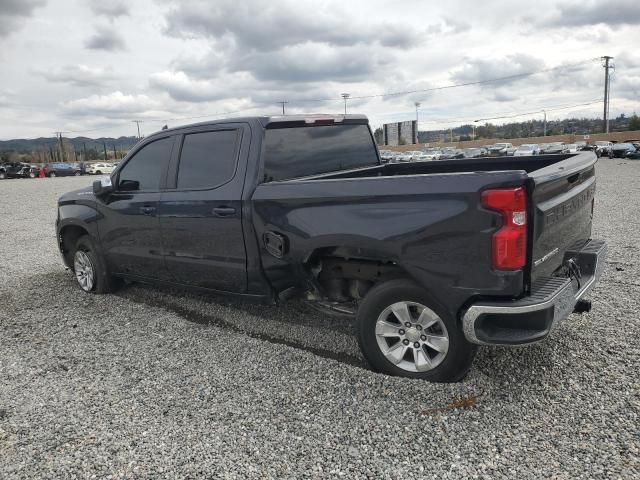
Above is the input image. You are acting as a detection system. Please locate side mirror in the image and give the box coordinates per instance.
[93,177,113,196]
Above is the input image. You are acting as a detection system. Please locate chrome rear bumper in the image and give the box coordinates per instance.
[462,239,607,345]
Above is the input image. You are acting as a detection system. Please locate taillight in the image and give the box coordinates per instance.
[481,186,528,270]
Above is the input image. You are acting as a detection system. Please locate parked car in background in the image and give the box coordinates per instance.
[378,150,395,163]
[513,144,541,157]
[0,162,30,179]
[593,141,613,156]
[43,163,82,177]
[410,151,432,162]
[561,144,580,154]
[488,143,515,156]
[421,149,442,160]
[624,149,640,160]
[87,163,116,175]
[541,142,564,154]
[394,151,414,162]
[610,143,636,158]
[461,148,484,158]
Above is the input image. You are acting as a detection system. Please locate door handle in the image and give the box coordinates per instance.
[141,205,156,215]
[212,206,236,217]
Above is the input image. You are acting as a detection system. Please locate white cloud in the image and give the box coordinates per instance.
[63,91,161,116]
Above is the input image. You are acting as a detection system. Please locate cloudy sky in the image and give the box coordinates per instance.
[1,0,639,139]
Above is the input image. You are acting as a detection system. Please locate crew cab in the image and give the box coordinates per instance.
[0,162,33,179]
[56,115,606,381]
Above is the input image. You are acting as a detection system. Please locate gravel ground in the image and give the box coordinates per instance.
[0,161,638,479]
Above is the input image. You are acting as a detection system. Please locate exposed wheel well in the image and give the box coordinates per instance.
[305,247,409,302]
[59,225,89,266]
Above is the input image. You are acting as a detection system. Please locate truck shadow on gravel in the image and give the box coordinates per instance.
[23,270,569,386]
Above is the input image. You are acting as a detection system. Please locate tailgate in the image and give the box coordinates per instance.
[528,152,598,283]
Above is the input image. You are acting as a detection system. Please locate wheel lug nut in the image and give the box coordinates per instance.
[416,325,422,330]
[405,322,411,327]
[420,335,427,341]
[414,342,420,348]
[399,329,405,335]
[403,339,410,346]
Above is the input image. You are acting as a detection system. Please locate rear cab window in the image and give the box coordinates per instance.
[176,130,239,190]
[262,124,378,182]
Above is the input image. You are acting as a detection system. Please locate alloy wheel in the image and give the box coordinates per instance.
[375,301,449,372]
[74,250,95,292]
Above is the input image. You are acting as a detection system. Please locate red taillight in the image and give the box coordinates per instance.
[481,187,528,270]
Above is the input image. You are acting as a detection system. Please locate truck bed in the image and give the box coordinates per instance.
[307,154,577,180]
[253,152,598,312]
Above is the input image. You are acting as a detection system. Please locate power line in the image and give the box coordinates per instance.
[300,57,601,103]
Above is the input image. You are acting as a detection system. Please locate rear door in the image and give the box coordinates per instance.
[528,152,597,282]
[158,123,250,292]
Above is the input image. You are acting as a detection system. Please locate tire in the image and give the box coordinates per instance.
[95,171,102,175]
[356,278,476,382]
[74,171,81,176]
[49,172,56,178]
[29,171,36,178]
[72,235,118,294]
[0,172,6,180]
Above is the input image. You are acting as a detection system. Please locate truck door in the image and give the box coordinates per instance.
[158,124,250,292]
[97,135,175,279]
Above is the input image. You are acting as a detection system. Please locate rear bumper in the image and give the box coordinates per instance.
[462,239,607,345]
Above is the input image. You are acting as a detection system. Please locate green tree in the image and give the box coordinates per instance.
[629,114,640,131]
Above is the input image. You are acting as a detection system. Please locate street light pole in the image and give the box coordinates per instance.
[341,93,350,115]
[543,110,547,136]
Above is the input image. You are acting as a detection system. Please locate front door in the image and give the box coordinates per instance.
[97,135,175,279]
[158,125,248,292]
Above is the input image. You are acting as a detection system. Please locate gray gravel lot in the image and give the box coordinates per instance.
[1,162,639,479]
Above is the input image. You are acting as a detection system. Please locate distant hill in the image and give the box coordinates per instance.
[0,136,140,154]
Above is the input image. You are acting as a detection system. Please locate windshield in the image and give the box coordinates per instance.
[518,145,534,150]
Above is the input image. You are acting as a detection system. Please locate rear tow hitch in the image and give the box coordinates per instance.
[573,299,592,314]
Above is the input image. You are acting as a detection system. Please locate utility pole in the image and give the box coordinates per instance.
[543,110,547,136]
[602,56,613,134]
[277,101,289,115]
[54,132,66,162]
[341,93,350,115]
[132,120,142,139]
[103,142,108,161]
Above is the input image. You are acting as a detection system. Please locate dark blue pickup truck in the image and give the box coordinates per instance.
[56,115,606,381]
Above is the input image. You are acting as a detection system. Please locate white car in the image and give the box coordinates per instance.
[513,144,541,156]
[87,163,115,175]
[594,141,613,156]
[562,144,579,154]
[394,151,414,162]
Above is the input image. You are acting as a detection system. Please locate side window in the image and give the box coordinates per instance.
[176,130,238,190]
[118,136,174,191]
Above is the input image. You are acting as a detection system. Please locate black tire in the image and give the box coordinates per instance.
[0,171,6,180]
[95,171,102,175]
[356,278,476,382]
[29,171,36,178]
[72,235,118,294]
[49,172,56,178]
[74,171,81,176]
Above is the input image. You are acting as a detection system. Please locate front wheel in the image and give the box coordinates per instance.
[49,172,56,178]
[0,171,6,179]
[72,235,118,293]
[356,279,476,382]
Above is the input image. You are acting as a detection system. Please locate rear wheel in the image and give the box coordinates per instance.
[74,171,81,176]
[356,279,476,382]
[95,170,102,175]
[0,171,6,180]
[29,171,36,178]
[72,235,118,294]
[49,171,56,178]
